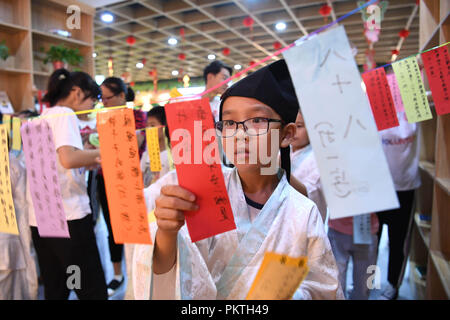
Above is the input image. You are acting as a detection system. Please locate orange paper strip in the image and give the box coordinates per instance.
[97,108,152,244]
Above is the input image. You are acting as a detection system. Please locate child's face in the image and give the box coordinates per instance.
[290,113,310,151]
[220,96,295,175]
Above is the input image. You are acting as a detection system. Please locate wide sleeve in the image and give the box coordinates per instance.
[294,205,345,300]
[133,170,216,300]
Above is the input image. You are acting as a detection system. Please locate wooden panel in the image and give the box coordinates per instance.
[0,0,30,28]
[0,72,33,111]
[426,253,448,299]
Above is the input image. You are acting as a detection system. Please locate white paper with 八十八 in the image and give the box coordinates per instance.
[283,25,399,219]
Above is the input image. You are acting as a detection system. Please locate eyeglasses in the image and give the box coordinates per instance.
[101,94,117,102]
[215,117,283,138]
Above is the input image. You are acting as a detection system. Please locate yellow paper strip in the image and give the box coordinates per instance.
[145,127,162,172]
[3,114,11,146]
[12,117,22,151]
[0,124,19,235]
[392,56,432,123]
[246,252,309,300]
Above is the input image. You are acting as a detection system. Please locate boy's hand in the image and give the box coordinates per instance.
[154,185,198,235]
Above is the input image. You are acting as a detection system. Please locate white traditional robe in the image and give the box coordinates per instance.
[132,167,344,300]
[291,145,328,222]
[0,152,38,300]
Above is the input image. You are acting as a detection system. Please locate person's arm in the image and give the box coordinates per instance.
[57,146,100,169]
[289,175,308,197]
[153,185,198,274]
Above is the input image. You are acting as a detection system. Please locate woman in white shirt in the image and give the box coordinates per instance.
[28,69,107,300]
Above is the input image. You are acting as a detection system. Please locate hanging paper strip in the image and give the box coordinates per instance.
[21,120,69,238]
[0,124,18,235]
[392,56,432,123]
[145,127,162,172]
[421,45,450,115]
[11,117,22,151]
[97,108,152,244]
[284,25,399,219]
[386,72,405,113]
[3,114,11,147]
[165,98,236,242]
[362,68,399,130]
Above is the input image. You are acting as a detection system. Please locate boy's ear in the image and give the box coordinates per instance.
[280,123,296,148]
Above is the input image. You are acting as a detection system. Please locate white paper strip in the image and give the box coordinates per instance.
[283,25,399,219]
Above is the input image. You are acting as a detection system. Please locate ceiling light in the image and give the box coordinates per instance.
[275,22,286,31]
[234,64,242,70]
[92,52,97,58]
[208,54,216,60]
[172,70,179,76]
[168,37,178,45]
[100,12,114,23]
[136,62,144,69]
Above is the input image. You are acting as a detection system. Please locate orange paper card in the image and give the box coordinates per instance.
[97,108,152,244]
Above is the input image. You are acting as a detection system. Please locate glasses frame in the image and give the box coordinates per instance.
[215,117,283,138]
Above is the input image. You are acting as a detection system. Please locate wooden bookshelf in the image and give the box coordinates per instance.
[0,0,94,112]
[410,0,450,300]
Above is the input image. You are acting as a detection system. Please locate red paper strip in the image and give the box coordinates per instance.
[165,98,236,242]
[97,108,152,244]
[422,45,450,115]
[362,68,399,130]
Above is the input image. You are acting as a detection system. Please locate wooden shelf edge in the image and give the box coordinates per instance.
[0,68,32,75]
[414,213,431,249]
[419,160,436,179]
[32,29,92,47]
[33,70,50,77]
[0,21,29,32]
[429,250,450,299]
[436,177,450,196]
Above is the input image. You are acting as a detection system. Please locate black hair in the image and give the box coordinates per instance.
[203,60,233,84]
[16,109,39,118]
[147,106,170,144]
[101,77,135,102]
[42,69,100,107]
[147,106,166,126]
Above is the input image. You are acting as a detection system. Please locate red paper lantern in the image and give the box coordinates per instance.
[391,49,400,55]
[249,60,256,66]
[130,81,135,87]
[148,70,153,77]
[273,41,282,50]
[179,27,185,41]
[126,36,136,46]
[178,53,186,60]
[222,47,230,56]
[142,58,147,65]
[243,16,254,28]
[399,29,410,38]
[319,4,332,17]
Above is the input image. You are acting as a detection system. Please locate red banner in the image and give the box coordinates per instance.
[422,45,450,115]
[362,68,399,130]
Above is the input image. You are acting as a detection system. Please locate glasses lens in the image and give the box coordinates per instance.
[245,118,269,136]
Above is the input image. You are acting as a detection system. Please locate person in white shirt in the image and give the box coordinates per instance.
[27,69,107,300]
[202,60,233,123]
[376,110,421,300]
[289,112,327,222]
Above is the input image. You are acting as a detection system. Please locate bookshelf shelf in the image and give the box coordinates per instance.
[0,0,94,112]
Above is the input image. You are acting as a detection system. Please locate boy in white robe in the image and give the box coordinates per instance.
[132,60,344,300]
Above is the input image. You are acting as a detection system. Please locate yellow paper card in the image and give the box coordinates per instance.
[3,114,11,144]
[146,127,162,172]
[0,124,19,235]
[392,56,432,123]
[12,117,22,151]
[246,252,309,300]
